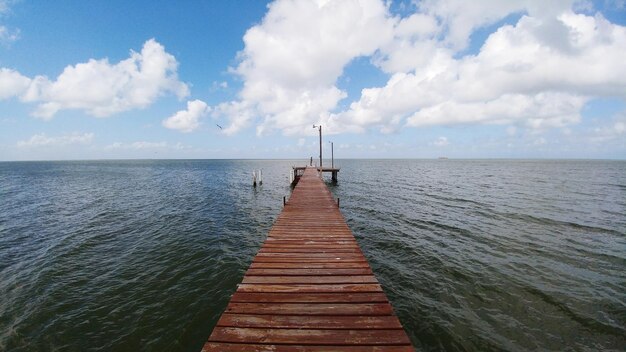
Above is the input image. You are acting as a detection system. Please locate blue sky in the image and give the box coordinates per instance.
[1,0,625,160]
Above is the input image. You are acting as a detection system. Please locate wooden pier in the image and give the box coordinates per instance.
[202,167,413,351]
[292,166,340,183]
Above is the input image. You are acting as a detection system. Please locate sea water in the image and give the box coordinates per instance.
[1,159,624,351]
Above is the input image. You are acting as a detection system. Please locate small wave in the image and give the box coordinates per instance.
[524,286,625,336]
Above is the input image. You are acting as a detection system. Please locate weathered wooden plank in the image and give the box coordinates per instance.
[236,283,384,293]
[255,252,365,258]
[249,262,371,269]
[261,246,360,250]
[268,234,355,238]
[216,314,403,329]
[242,275,378,285]
[258,250,361,255]
[269,229,353,232]
[229,292,388,303]
[225,302,394,316]
[271,228,352,231]
[267,237,357,241]
[270,227,352,230]
[202,344,414,352]
[252,257,368,263]
[264,240,358,245]
[246,268,373,276]
[272,224,348,227]
[208,327,412,345]
[272,226,349,228]
[262,242,358,246]
[259,248,361,253]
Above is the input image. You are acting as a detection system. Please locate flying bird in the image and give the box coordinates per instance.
[216,124,223,130]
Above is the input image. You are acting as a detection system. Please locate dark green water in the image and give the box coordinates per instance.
[0,159,624,351]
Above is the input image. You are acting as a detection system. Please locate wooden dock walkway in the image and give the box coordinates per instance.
[202,167,413,351]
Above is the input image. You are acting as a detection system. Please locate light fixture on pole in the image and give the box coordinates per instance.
[313,124,322,170]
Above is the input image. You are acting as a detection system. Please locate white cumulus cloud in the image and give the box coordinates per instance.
[406,93,587,129]
[332,4,626,133]
[162,99,209,133]
[414,0,590,52]
[0,39,189,119]
[0,68,30,99]
[17,132,94,147]
[211,0,625,138]
[216,0,395,136]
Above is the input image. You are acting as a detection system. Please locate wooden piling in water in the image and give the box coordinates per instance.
[202,167,413,351]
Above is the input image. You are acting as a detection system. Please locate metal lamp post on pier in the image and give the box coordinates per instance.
[313,124,322,172]
[329,141,334,168]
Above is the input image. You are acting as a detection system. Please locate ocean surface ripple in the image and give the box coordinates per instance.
[0,159,624,351]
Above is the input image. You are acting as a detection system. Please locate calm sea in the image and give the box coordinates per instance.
[0,159,624,351]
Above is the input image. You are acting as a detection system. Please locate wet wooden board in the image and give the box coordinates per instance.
[230,292,388,303]
[203,343,414,352]
[208,327,412,345]
[245,268,374,276]
[202,167,413,351]
[215,314,403,329]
